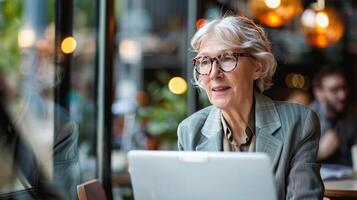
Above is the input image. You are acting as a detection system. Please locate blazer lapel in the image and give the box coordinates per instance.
[194,93,284,170]
[255,92,283,170]
[195,107,223,151]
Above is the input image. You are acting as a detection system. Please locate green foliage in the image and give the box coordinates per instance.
[0,0,23,73]
[138,71,187,141]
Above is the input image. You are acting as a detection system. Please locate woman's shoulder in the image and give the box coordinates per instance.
[272,100,319,124]
[177,106,218,144]
[274,100,314,114]
[272,101,320,141]
[179,105,216,127]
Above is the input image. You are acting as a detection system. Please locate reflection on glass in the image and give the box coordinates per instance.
[0,0,97,199]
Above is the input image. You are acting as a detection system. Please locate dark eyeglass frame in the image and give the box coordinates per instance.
[192,52,252,75]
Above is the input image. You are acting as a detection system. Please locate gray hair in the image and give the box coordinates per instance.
[191,15,277,92]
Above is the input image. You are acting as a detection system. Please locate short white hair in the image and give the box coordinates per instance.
[191,15,277,92]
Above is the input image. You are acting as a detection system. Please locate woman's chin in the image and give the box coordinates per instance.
[211,100,230,110]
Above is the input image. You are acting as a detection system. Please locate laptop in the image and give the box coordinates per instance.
[128,151,277,200]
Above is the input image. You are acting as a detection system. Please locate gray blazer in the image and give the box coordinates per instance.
[177,92,324,200]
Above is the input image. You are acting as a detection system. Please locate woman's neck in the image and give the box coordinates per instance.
[222,94,253,141]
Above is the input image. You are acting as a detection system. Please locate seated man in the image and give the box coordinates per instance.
[310,66,357,166]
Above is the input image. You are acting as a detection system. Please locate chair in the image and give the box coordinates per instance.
[77,179,107,200]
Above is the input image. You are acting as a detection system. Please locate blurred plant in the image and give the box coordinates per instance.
[138,71,187,143]
[0,0,23,73]
[0,0,56,73]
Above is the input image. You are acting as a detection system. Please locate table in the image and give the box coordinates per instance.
[114,171,357,199]
[112,172,131,187]
[324,179,357,200]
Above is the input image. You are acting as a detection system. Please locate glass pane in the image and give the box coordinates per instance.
[112,0,188,198]
[0,0,97,199]
[72,0,97,184]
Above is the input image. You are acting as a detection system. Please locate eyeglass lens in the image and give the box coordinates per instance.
[195,54,237,75]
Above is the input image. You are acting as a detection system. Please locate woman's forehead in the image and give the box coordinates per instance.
[198,34,240,56]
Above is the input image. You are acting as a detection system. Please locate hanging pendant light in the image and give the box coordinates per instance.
[249,0,302,27]
[300,0,344,48]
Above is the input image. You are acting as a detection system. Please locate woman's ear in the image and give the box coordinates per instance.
[253,61,263,80]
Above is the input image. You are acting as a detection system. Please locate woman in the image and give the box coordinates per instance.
[177,15,324,199]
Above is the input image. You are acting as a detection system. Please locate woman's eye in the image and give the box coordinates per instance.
[220,56,235,62]
[200,59,211,66]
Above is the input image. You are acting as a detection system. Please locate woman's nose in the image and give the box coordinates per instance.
[209,61,223,80]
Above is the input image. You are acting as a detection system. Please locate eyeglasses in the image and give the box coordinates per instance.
[192,52,252,75]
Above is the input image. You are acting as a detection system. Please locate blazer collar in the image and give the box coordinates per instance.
[195,107,223,151]
[196,92,283,169]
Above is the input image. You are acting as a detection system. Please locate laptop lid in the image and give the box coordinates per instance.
[128,151,277,200]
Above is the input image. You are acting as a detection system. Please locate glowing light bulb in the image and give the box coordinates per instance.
[265,0,281,9]
[61,36,77,54]
[301,7,343,48]
[301,9,316,28]
[316,12,329,28]
[250,0,302,27]
[168,77,187,95]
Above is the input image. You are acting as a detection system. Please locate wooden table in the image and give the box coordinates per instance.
[114,171,357,199]
[112,172,131,187]
[324,179,357,200]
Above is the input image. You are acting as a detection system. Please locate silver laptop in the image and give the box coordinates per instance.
[128,150,277,200]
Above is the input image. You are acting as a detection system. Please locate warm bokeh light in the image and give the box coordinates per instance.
[168,77,187,95]
[265,12,282,27]
[250,0,302,27]
[301,9,316,28]
[301,7,344,48]
[265,0,281,9]
[61,36,77,54]
[285,73,309,89]
[18,28,36,48]
[316,35,328,47]
[291,74,305,89]
[285,73,292,88]
[316,12,329,28]
[196,18,206,29]
[119,39,142,64]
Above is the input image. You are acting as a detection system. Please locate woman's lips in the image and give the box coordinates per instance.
[212,86,231,92]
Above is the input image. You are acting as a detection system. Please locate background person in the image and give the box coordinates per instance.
[310,66,357,166]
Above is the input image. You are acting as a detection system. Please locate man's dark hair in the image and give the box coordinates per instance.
[313,66,347,89]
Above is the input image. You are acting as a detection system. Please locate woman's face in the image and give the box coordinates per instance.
[197,34,261,110]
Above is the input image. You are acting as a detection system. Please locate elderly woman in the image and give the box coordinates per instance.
[177,15,324,199]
